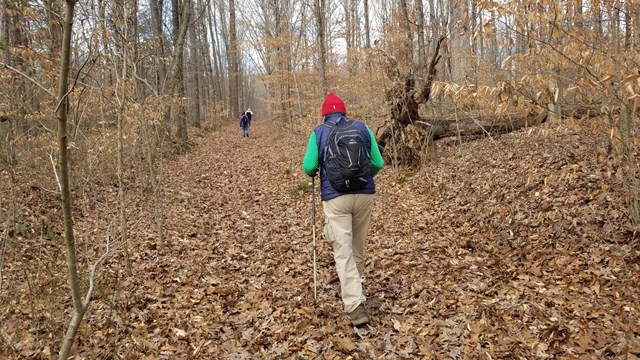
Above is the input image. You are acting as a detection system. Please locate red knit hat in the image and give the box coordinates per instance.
[321,92,347,117]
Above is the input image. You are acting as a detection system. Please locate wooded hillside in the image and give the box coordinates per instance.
[0,0,639,358]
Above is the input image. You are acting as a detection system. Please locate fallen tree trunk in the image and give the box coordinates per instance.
[425,111,548,139]
[377,111,547,150]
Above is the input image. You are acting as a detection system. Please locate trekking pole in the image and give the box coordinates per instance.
[312,175,318,301]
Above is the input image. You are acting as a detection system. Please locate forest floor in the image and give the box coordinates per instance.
[1,117,640,359]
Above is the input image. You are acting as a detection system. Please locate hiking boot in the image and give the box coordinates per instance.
[349,304,369,326]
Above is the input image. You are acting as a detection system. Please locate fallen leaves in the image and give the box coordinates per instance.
[331,336,357,352]
[172,328,187,338]
[1,119,639,359]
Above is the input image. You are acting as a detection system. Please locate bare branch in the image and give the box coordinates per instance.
[49,152,62,193]
[54,49,92,113]
[0,62,56,99]
[416,35,445,104]
[8,125,39,147]
[0,229,7,290]
[132,63,162,101]
[84,236,111,306]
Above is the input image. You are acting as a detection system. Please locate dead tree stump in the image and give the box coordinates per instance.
[376,36,548,167]
[377,36,445,166]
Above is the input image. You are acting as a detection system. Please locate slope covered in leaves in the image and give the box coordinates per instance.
[1,118,639,359]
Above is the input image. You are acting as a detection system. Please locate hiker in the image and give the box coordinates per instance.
[239,111,250,137]
[301,92,384,326]
[245,108,253,122]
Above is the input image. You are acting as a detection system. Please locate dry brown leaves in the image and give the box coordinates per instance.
[1,119,639,359]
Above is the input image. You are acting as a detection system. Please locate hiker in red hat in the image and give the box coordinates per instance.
[302,92,384,326]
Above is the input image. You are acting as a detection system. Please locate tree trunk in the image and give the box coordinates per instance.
[1,0,9,64]
[314,0,328,94]
[55,0,85,358]
[415,0,427,81]
[625,0,632,50]
[198,11,214,114]
[592,0,603,39]
[229,0,240,118]
[547,2,562,122]
[46,0,63,61]
[118,0,132,275]
[176,65,189,143]
[150,0,170,138]
[130,0,138,67]
[398,0,413,66]
[189,1,202,127]
[217,1,230,108]
[547,65,562,121]
[59,310,87,360]
[615,0,639,226]
[149,0,166,84]
[363,0,371,50]
[450,0,469,83]
[634,0,640,52]
[344,0,352,73]
[4,0,30,133]
[411,112,546,140]
[207,3,223,107]
[350,0,360,59]
[281,1,293,124]
[165,0,191,145]
[428,0,438,53]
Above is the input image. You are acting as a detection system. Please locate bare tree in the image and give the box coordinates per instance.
[217,1,231,110]
[344,0,358,73]
[150,0,171,138]
[207,2,225,108]
[56,0,83,356]
[229,0,240,118]
[56,0,111,357]
[173,0,189,144]
[363,0,371,50]
[117,0,133,274]
[188,0,202,127]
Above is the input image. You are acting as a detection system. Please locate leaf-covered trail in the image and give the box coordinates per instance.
[109,120,351,358]
[37,119,640,358]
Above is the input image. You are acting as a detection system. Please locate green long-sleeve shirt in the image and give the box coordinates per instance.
[302,127,384,176]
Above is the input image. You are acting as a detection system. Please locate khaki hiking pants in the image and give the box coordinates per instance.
[322,193,374,314]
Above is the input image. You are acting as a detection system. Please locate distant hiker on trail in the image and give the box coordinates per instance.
[240,111,251,137]
[245,108,253,122]
[301,92,384,326]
